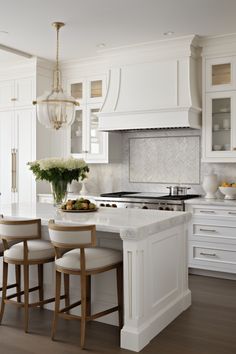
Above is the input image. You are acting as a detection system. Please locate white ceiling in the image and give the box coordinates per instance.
[1,0,236,62]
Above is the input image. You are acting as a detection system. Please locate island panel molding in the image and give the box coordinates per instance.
[129,135,200,184]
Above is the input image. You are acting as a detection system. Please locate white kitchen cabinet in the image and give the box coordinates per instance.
[206,56,236,92]
[203,91,236,161]
[0,77,34,110]
[187,203,236,274]
[68,75,121,163]
[202,51,236,162]
[0,108,36,204]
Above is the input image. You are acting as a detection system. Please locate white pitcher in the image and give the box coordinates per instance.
[202,174,218,199]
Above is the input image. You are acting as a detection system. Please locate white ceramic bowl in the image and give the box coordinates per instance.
[219,186,236,199]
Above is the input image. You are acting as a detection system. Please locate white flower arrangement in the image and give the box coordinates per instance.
[28,157,89,183]
[36,157,87,171]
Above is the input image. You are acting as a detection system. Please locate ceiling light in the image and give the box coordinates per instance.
[163,31,174,36]
[33,22,79,130]
[96,43,106,48]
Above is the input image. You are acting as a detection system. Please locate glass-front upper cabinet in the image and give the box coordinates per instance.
[68,75,106,105]
[205,91,236,159]
[70,108,86,155]
[206,57,235,92]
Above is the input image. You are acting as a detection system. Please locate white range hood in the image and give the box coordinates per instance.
[98,35,202,131]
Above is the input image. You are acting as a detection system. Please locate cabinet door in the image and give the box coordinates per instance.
[86,75,106,104]
[69,80,85,105]
[205,92,236,159]
[17,109,36,203]
[70,107,87,157]
[0,111,15,203]
[14,77,34,107]
[0,80,14,110]
[85,104,108,162]
[206,57,235,92]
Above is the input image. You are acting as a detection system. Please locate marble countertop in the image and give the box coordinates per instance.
[0,203,191,240]
[185,197,236,207]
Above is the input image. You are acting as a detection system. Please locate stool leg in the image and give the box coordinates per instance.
[86,275,91,317]
[116,264,123,329]
[23,264,29,333]
[51,270,61,340]
[63,273,70,310]
[15,265,21,302]
[0,261,8,324]
[38,264,44,309]
[80,273,87,348]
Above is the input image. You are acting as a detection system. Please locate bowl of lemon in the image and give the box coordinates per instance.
[219,182,236,200]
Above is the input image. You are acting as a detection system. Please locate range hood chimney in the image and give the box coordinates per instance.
[98,35,202,131]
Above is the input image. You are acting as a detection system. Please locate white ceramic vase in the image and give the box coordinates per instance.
[80,180,88,196]
[202,174,218,199]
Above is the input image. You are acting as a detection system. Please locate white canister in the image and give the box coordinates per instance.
[202,174,218,199]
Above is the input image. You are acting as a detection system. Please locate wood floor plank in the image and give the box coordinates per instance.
[0,274,236,353]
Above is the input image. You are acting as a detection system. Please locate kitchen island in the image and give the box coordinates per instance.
[0,203,191,352]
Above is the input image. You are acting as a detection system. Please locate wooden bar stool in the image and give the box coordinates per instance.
[0,216,56,333]
[48,219,123,349]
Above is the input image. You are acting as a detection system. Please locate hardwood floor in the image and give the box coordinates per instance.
[0,274,236,354]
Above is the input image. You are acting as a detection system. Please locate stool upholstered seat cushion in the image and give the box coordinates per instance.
[4,240,55,261]
[55,248,122,271]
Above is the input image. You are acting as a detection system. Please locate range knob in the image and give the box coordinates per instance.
[165,207,170,211]
[158,207,163,210]
[142,206,148,209]
[111,204,117,208]
[100,203,105,207]
[105,204,111,207]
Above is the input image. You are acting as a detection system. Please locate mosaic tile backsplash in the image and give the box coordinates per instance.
[129,136,200,184]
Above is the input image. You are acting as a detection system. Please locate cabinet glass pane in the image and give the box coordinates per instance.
[71,83,83,100]
[71,110,83,154]
[89,108,102,154]
[90,80,102,98]
[212,64,231,86]
[212,98,231,151]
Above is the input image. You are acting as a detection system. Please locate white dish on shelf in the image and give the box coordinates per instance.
[213,144,222,151]
[219,187,236,200]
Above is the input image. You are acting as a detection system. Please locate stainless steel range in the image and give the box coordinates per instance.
[95,191,200,211]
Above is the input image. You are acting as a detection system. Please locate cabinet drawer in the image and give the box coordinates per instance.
[189,241,236,273]
[193,224,236,239]
[193,207,236,217]
[193,246,236,263]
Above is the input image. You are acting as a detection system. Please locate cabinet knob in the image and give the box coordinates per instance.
[11,98,17,102]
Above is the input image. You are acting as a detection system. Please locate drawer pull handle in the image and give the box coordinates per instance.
[199,228,216,233]
[200,252,217,257]
[199,210,215,214]
[228,212,236,215]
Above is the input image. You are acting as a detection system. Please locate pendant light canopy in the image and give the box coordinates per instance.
[33,22,79,130]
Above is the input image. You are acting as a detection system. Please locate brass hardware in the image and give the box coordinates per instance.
[200,252,217,257]
[199,228,216,233]
[199,210,215,214]
[33,98,79,106]
[11,98,17,102]
[11,149,17,192]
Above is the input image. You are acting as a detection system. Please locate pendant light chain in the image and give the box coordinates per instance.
[56,24,60,91]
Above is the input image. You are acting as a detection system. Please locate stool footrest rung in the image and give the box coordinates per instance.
[58,305,119,322]
[6,286,40,300]
[59,300,82,313]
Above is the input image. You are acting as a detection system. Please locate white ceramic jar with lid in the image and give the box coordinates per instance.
[202,174,218,199]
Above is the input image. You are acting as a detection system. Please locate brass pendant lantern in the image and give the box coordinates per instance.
[34,22,79,130]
